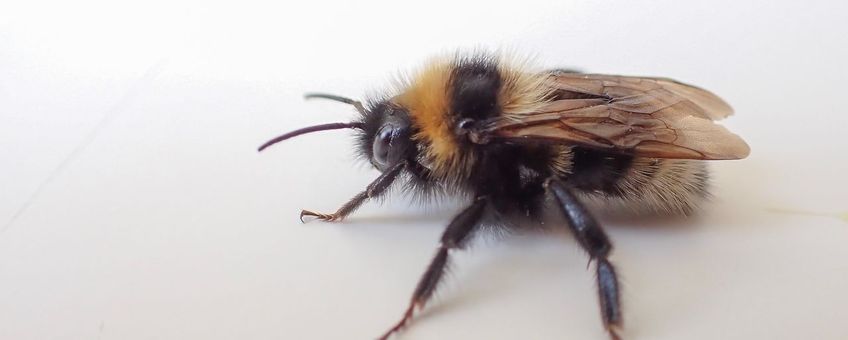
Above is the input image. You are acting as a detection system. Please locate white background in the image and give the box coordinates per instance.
[2,1,847,339]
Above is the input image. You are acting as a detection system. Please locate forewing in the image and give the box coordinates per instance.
[482,73,749,160]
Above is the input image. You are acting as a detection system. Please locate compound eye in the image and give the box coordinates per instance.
[372,125,395,170]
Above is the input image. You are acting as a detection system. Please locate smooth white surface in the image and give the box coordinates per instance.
[2,1,847,339]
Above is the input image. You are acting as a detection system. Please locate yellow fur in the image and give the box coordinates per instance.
[394,58,462,177]
[497,59,554,116]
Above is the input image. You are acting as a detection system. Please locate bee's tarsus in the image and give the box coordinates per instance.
[298,210,313,223]
[299,210,336,223]
[378,303,415,340]
[608,327,623,340]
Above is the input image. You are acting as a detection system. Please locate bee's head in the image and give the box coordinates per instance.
[356,101,414,172]
[257,93,415,173]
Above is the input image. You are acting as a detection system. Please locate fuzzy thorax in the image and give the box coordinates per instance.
[394,56,553,179]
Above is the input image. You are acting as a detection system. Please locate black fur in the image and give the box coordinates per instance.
[449,56,501,120]
[568,147,635,197]
[446,56,556,216]
[355,100,389,164]
[471,143,554,218]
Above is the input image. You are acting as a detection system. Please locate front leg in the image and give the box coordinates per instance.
[547,179,622,340]
[378,197,488,340]
[300,162,405,222]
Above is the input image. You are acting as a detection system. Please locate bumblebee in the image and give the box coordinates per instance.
[259,52,749,339]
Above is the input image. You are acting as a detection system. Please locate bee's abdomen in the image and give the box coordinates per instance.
[566,148,710,216]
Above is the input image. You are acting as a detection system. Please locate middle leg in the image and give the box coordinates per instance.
[378,196,488,340]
